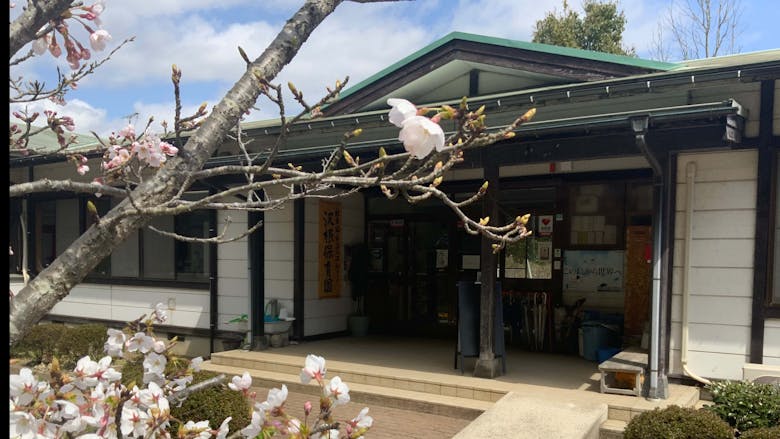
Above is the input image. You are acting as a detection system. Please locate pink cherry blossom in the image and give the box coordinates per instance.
[117,124,135,140]
[76,163,90,175]
[89,29,111,51]
[387,98,417,127]
[398,115,445,159]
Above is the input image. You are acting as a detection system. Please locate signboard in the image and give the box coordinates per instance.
[563,250,624,292]
[318,201,342,298]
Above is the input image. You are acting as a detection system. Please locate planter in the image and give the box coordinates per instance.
[348,315,370,337]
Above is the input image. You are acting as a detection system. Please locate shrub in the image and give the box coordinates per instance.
[170,370,251,432]
[623,405,733,439]
[10,322,109,368]
[739,426,780,439]
[10,323,66,365]
[706,380,780,432]
[121,358,251,433]
[57,323,108,368]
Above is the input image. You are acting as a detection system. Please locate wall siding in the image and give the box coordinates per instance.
[764,319,780,365]
[670,150,757,380]
[217,210,250,331]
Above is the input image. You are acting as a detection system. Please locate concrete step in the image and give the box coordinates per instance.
[201,361,491,420]
[210,349,507,404]
[454,392,608,439]
[599,419,627,439]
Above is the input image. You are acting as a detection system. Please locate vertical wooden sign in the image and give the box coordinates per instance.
[318,201,342,298]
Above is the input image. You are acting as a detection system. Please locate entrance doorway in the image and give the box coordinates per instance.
[365,217,459,338]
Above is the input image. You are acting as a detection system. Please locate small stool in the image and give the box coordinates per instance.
[598,349,647,397]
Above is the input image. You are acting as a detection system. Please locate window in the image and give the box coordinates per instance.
[568,183,625,248]
[27,195,211,284]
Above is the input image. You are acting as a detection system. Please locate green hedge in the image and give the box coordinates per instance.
[623,405,733,439]
[10,322,108,368]
[739,426,780,439]
[706,380,780,433]
[170,370,252,433]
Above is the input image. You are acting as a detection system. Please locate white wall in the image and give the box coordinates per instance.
[263,199,295,317]
[303,193,365,337]
[766,320,780,366]
[42,283,211,329]
[217,210,250,331]
[670,150,757,380]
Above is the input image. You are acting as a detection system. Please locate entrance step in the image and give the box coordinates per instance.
[202,354,493,420]
[599,419,627,439]
[598,384,701,439]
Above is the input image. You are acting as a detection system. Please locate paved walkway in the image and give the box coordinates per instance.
[251,384,471,439]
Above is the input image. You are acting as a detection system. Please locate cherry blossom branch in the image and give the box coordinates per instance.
[9,37,134,104]
[146,218,264,245]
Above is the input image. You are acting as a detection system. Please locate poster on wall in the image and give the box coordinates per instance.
[563,250,624,292]
[538,215,554,236]
[318,201,342,299]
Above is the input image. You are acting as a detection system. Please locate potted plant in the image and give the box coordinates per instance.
[226,314,251,350]
[347,243,370,337]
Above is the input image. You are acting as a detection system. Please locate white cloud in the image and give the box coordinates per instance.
[10,98,109,136]
[449,0,568,40]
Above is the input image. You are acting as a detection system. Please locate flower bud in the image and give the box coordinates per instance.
[478,181,489,194]
[479,217,490,226]
[304,401,312,416]
[517,214,531,225]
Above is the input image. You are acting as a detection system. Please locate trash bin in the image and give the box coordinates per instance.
[579,321,620,361]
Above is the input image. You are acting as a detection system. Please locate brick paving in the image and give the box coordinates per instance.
[252,385,474,439]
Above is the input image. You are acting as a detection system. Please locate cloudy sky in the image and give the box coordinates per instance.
[10,0,780,137]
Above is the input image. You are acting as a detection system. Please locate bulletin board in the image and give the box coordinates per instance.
[563,250,624,292]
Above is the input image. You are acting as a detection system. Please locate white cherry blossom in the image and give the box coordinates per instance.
[104,328,126,357]
[398,115,445,159]
[299,354,326,384]
[228,371,252,391]
[387,98,417,127]
[325,376,350,406]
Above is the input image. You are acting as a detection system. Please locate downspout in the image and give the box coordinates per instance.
[208,197,218,354]
[632,116,668,400]
[682,162,712,385]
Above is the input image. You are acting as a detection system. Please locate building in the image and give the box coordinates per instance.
[9,32,780,396]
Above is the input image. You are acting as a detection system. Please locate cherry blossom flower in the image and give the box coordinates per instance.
[9,368,39,406]
[349,407,373,429]
[76,163,90,175]
[104,328,126,357]
[117,124,135,140]
[387,98,417,127]
[299,354,326,384]
[325,376,350,406]
[119,403,148,437]
[398,115,445,159]
[258,384,288,414]
[89,29,111,51]
[142,352,166,384]
[240,411,264,438]
[152,302,168,323]
[190,356,203,372]
[182,420,212,439]
[216,417,232,439]
[32,35,50,55]
[9,411,39,438]
[126,332,154,353]
[228,372,252,391]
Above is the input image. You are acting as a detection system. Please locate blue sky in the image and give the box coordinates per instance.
[10,0,780,137]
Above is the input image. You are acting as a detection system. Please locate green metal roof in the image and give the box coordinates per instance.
[10,124,101,156]
[337,31,678,101]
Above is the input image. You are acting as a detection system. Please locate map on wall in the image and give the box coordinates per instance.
[563,250,624,292]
